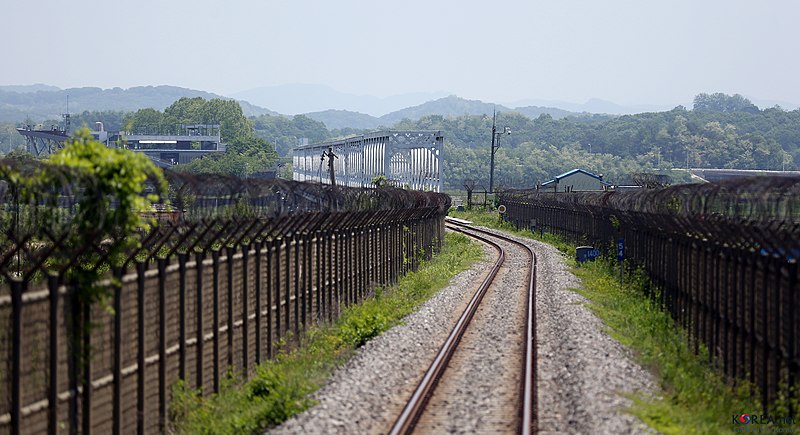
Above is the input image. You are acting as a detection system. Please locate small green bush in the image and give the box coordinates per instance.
[339,302,392,347]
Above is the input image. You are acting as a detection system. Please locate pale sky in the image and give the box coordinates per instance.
[2,0,798,107]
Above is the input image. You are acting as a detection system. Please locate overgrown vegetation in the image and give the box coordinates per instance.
[573,260,759,433]
[46,128,167,303]
[449,209,783,434]
[1,129,168,395]
[398,100,797,189]
[170,232,483,434]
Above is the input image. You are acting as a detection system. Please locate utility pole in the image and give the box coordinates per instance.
[489,108,510,194]
[490,110,497,194]
[324,146,338,186]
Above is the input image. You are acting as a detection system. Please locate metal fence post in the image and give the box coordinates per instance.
[787,259,798,411]
[10,280,23,435]
[136,261,146,435]
[305,233,313,327]
[212,250,221,393]
[158,257,167,432]
[226,246,235,369]
[285,237,292,339]
[267,239,274,359]
[327,232,334,321]
[195,252,205,391]
[49,274,60,435]
[315,231,322,322]
[178,253,187,381]
[275,238,282,342]
[113,268,123,435]
[255,242,262,365]
[294,234,300,335]
[83,288,92,435]
[242,244,250,372]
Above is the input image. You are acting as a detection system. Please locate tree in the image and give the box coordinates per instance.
[124,108,166,133]
[29,128,168,384]
[0,123,26,154]
[693,93,759,113]
[125,98,280,177]
[46,129,167,266]
[252,114,330,157]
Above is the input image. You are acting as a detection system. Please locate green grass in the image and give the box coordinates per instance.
[170,231,484,434]
[573,262,757,433]
[449,208,770,434]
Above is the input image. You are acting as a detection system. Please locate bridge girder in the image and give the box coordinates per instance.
[292,131,444,192]
[16,128,69,157]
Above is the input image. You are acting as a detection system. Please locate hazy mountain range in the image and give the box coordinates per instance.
[229,84,680,119]
[0,85,277,122]
[230,84,450,117]
[1,84,796,131]
[0,84,593,129]
[303,96,589,130]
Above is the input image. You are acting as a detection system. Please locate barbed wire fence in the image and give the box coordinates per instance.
[0,159,450,434]
[499,176,800,411]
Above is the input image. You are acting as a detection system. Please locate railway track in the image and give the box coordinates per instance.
[389,218,538,434]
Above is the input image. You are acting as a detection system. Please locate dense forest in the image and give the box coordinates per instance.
[1,93,798,189]
[392,95,799,189]
[324,93,797,189]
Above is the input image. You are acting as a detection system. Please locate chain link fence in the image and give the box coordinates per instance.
[0,159,450,434]
[499,177,800,410]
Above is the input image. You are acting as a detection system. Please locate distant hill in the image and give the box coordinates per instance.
[505,97,676,115]
[304,109,383,130]
[0,85,277,122]
[231,84,448,117]
[0,84,61,93]
[378,95,513,124]
[513,105,586,120]
[1,84,662,131]
[303,95,589,129]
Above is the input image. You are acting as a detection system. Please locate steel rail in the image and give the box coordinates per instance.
[447,220,538,435]
[389,219,538,434]
[388,224,505,435]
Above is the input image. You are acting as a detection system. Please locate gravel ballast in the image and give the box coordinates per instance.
[486,229,657,434]
[269,243,496,435]
[413,230,529,434]
[267,227,655,434]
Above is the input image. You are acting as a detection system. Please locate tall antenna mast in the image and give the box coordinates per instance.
[63,95,70,133]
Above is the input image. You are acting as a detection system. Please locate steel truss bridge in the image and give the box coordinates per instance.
[292,131,444,192]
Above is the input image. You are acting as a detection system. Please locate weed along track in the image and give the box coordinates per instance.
[390,218,538,434]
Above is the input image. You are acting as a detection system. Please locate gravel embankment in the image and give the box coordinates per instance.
[268,243,496,435]
[268,227,656,434]
[478,228,656,434]
[413,230,529,434]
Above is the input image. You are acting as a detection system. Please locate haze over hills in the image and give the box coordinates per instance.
[2,83,797,132]
[303,95,518,130]
[230,84,450,117]
[0,85,277,122]
[505,98,677,115]
[302,109,387,130]
[0,84,61,93]
[0,84,599,130]
[504,96,799,114]
[230,83,690,118]
[304,96,592,130]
